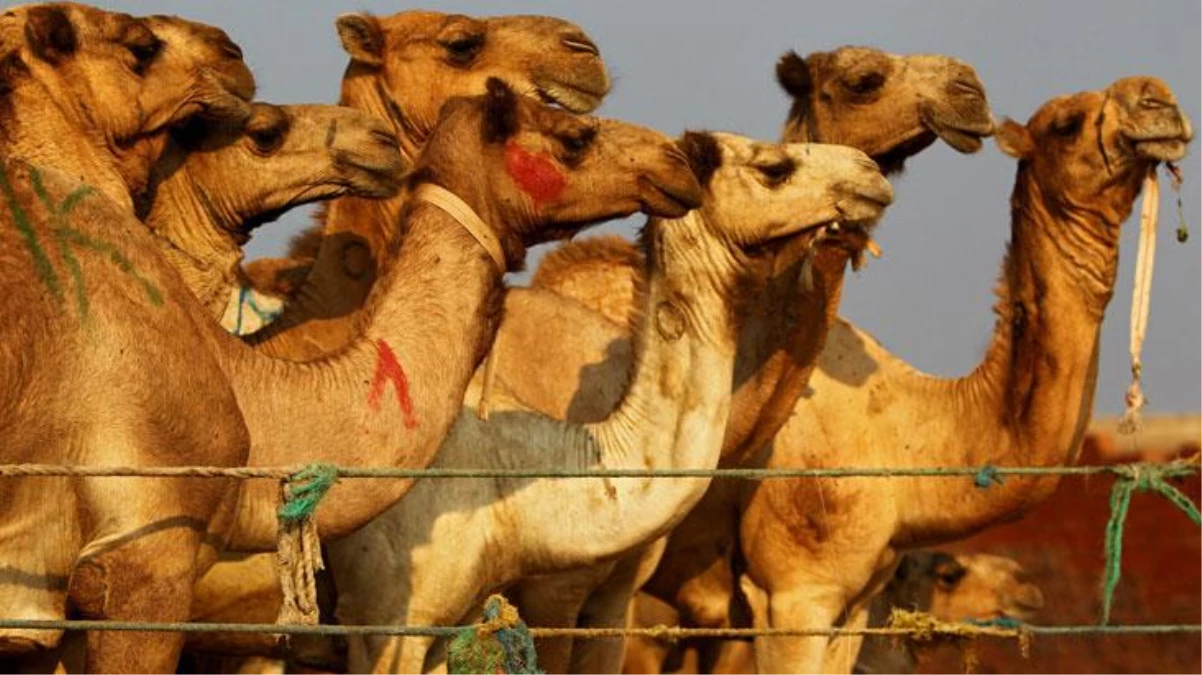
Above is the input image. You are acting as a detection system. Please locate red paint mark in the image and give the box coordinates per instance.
[504,141,566,206]
[367,339,418,429]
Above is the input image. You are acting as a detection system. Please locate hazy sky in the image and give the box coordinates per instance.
[95,1,1201,417]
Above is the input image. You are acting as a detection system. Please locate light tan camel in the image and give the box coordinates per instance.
[0,71,700,673]
[326,131,893,674]
[141,102,401,325]
[733,76,1193,673]
[623,551,1044,675]
[512,47,995,673]
[245,9,610,355]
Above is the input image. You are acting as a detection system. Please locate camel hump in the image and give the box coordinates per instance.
[530,235,644,326]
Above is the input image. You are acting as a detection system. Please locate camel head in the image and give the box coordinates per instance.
[335,10,609,161]
[676,131,893,248]
[0,4,253,145]
[924,553,1046,622]
[997,76,1193,219]
[140,14,256,126]
[777,46,995,174]
[412,78,703,270]
[161,102,402,246]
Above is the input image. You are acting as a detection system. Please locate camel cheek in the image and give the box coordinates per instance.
[366,339,418,429]
[504,142,566,206]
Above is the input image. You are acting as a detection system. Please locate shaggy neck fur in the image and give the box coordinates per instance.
[889,164,1133,543]
[143,161,243,316]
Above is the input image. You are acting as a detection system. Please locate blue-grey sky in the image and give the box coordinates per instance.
[96,1,1201,416]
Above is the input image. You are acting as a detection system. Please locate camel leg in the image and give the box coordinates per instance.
[752,585,846,675]
[570,555,651,674]
[821,603,868,675]
[508,580,590,675]
[69,527,201,673]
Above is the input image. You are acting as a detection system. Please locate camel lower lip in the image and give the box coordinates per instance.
[934,125,986,154]
[534,82,605,114]
[1133,138,1188,162]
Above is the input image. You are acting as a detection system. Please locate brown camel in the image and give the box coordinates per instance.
[508,47,994,673]
[0,69,701,673]
[0,4,254,209]
[0,2,248,669]
[326,131,893,674]
[529,45,994,326]
[243,9,610,355]
[141,102,401,325]
[623,551,1044,675]
[732,76,1193,673]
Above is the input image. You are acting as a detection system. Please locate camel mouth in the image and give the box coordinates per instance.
[641,178,703,219]
[340,158,403,199]
[532,77,607,114]
[920,104,996,155]
[1130,137,1190,163]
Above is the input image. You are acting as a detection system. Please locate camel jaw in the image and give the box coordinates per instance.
[920,104,996,155]
[532,77,606,114]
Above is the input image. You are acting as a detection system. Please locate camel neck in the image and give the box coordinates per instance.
[221,197,504,549]
[722,238,852,466]
[891,169,1128,542]
[514,212,743,564]
[3,79,133,212]
[144,163,243,316]
[339,68,425,165]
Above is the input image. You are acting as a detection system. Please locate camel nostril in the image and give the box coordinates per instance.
[561,32,600,57]
[370,129,398,148]
[949,77,985,99]
[218,37,243,61]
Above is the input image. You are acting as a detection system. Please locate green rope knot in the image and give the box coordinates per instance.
[967,616,1023,630]
[974,465,1003,489]
[449,594,541,674]
[277,463,339,524]
[1102,461,1201,624]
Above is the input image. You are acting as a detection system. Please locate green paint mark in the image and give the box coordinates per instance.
[2,162,164,318]
[0,162,64,307]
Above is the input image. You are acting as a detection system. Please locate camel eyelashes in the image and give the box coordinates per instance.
[560,127,597,154]
[248,125,286,154]
[1051,112,1084,137]
[844,71,886,95]
[755,159,796,185]
[442,34,484,65]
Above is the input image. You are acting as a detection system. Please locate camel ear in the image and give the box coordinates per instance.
[995,118,1034,160]
[775,50,813,99]
[336,13,384,67]
[481,77,518,143]
[677,130,722,187]
[24,5,77,64]
[0,51,29,97]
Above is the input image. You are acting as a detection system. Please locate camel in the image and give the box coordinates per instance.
[324,131,893,673]
[0,4,255,210]
[141,102,401,325]
[529,45,995,325]
[506,47,994,672]
[726,76,1194,673]
[0,69,702,673]
[622,551,1044,675]
[242,9,611,355]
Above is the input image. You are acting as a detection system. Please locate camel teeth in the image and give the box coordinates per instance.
[866,237,883,258]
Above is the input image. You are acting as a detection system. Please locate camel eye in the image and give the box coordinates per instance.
[249,125,285,154]
[442,35,484,66]
[845,72,885,95]
[561,127,597,154]
[755,159,796,186]
[1051,113,1084,137]
[126,36,162,74]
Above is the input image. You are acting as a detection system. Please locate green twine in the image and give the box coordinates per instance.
[967,616,1023,630]
[449,595,541,675]
[1101,463,1201,624]
[277,463,339,524]
[974,465,1003,489]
